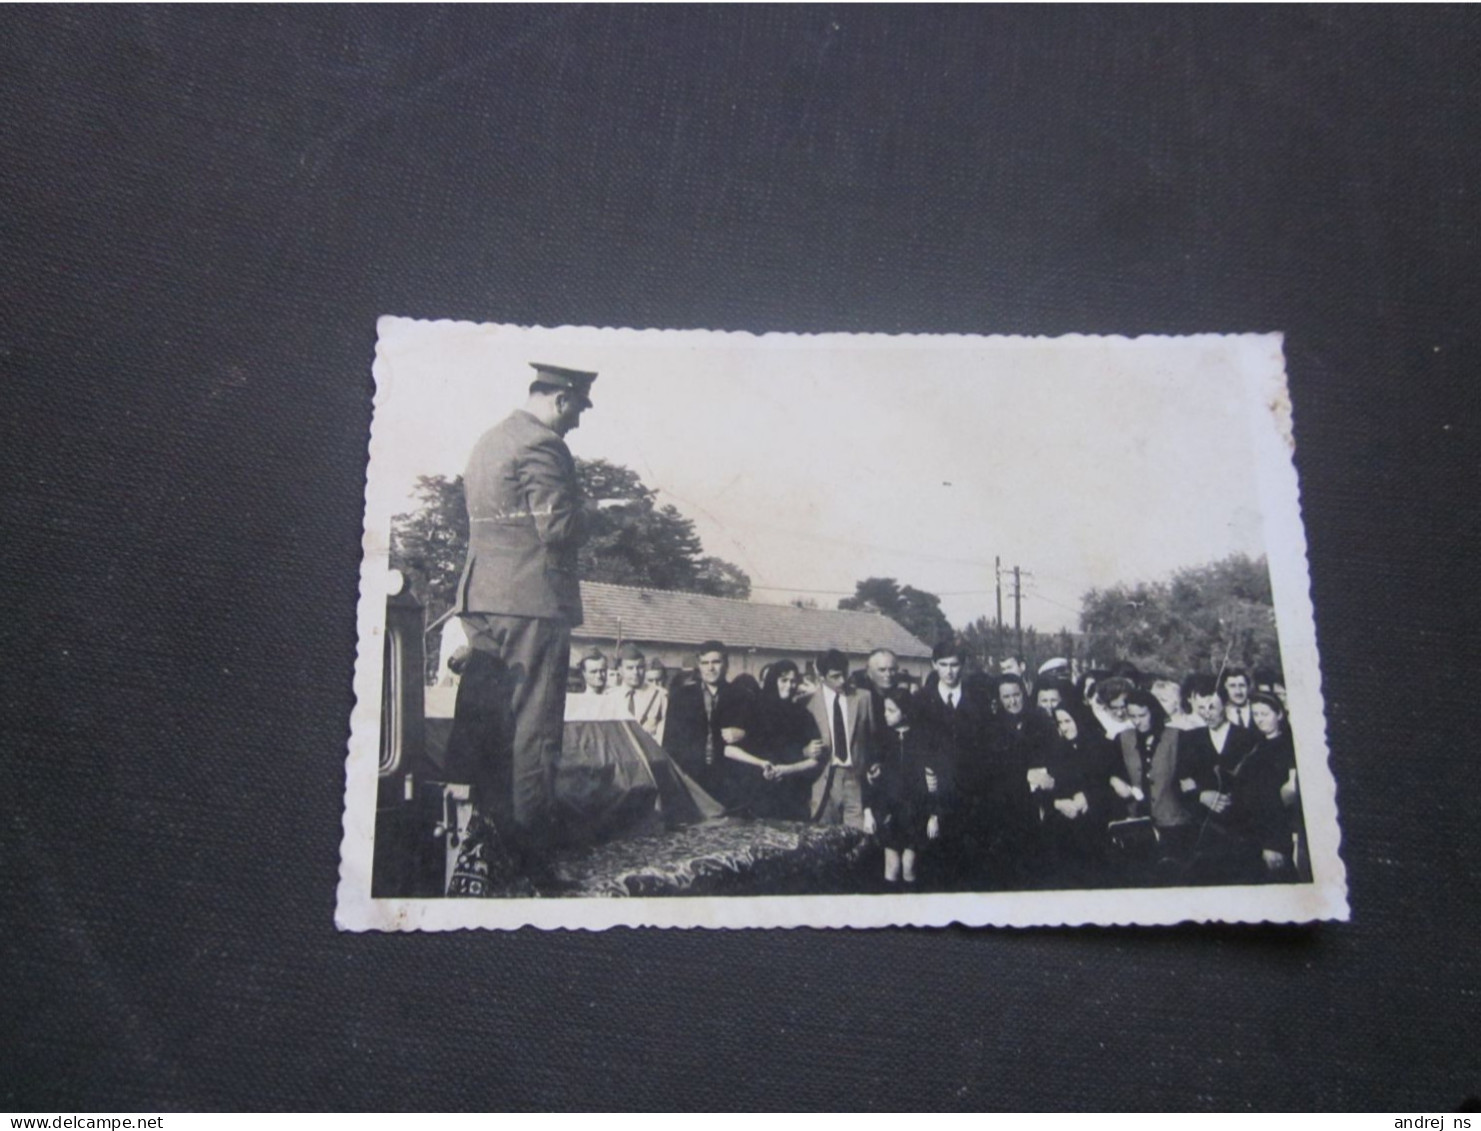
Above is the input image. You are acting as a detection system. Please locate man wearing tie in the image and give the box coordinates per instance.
[803,649,876,829]
[662,640,751,805]
[610,643,667,743]
[1222,668,1255,729]
[912,641,997,886]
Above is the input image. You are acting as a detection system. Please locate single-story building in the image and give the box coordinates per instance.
[568,581,933,680]
[435,580,935,688]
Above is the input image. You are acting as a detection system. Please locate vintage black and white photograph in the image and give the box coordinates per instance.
[338,320,1347,931]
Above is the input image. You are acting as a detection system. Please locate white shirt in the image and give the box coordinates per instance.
[1092,700,1133,738]
[612,683,667,742]
[938,684,961,709]
[564,691,630,722]
[1227,704,1252,728]
[821,685,853,766]
[1207,720,1231,754]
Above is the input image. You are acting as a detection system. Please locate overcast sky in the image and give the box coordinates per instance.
[368,319,1287,633]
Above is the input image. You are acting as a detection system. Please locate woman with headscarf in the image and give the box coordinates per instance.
[725,660,824,820]
[1034,703,1117,888]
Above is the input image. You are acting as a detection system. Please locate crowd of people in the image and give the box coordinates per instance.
[563,638,1309,892]
[440,365,1305,895]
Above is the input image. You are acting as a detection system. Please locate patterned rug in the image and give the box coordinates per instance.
[550,818,870,898]
[446,815,870,899]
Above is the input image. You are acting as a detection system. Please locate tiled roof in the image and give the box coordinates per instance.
[574,582,933,659]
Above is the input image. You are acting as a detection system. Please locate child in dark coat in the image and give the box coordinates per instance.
[864,692,941,885]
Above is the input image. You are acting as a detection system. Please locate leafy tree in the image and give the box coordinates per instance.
[574,459,750,597]
[695,556,752,600]
[839,577,953,648]
[389,461,752,618]
[389,474,468,621]
[1024,626,1040,664]
[1079,553,1281,678]
[1056,628,1075,665]
[388,474,469,681]
[958,615,1005,671]
[577,459,651,505]
[958,616,1074,676]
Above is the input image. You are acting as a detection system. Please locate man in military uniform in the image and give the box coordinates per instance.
[444,362,599,875]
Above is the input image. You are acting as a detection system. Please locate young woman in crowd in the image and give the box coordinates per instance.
[1110,688,1197,881]
[1150,675,1199,730]
[864,692,940,886]
[727,660,824,820]
[1087,675,1133,739]
[1224,690,1300,880]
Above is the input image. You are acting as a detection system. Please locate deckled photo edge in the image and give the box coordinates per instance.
[1240,337,1349,921]
[337,322,1346,932]
[336,328,398,933]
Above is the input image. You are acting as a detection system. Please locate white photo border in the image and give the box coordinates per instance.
[337,322,1348,931]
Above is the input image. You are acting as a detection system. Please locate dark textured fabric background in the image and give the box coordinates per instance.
[2,4,1477,1112]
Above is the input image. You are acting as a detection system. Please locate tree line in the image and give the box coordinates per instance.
[390,461,753,651]
[391,462,1279,679]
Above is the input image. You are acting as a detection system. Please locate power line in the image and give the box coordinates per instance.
[1023,589,1083,615]
[654,499,1010,571]
[748,584,999,597]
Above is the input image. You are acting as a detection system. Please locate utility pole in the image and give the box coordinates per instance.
[1013,565,1022,655]
[995,556,1003,630]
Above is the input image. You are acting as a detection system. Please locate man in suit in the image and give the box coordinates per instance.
[849,647,900,731]
[662,640,752,805]
[1178,674,1259,805]
[911,641,995,885]
[1222,667,1255,729]
[1175,674,1262,883]
[443,362,601,872]
[913,643,991,802]
[803,649,875,829]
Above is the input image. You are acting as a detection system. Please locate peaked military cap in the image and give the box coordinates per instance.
[530,362,598,405]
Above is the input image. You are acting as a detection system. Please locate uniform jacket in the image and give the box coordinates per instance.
[801,686,876,820]
[454,410,588,623]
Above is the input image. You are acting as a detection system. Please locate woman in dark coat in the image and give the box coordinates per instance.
[1034,704,1118,888]
[727,660,823,820]
[1221,690,1300,881]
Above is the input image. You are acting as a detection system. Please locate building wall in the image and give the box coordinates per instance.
[567,636,929,683]
[433,620,928,692]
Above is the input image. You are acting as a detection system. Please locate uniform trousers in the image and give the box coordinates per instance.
[446,613,570,854]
